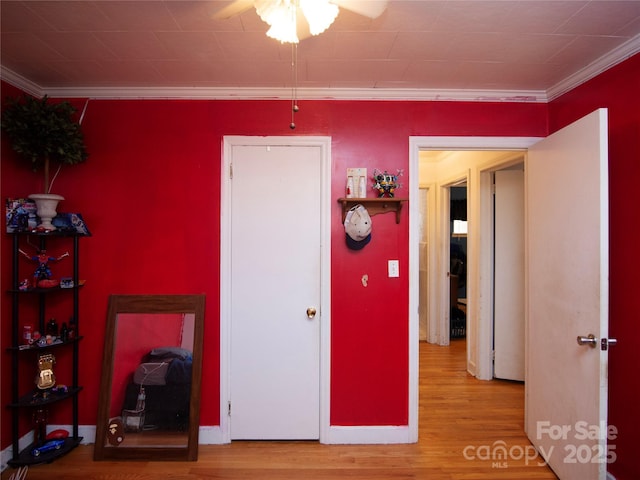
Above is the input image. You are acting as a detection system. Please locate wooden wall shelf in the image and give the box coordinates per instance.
[338,198,407,224]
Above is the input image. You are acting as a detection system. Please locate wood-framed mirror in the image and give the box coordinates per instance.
[94,294,204,461]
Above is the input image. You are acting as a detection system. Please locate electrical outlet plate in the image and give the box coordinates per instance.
[388,260,399,278]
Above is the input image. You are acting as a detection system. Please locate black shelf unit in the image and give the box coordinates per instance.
[7,437,83,467]
[6,230,88,467]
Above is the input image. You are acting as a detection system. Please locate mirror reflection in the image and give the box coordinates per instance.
[94,295,204,461]
[110,312,194,446]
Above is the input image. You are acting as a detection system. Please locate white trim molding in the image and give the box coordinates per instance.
[326,426,412,445]
[547,33,640,101]
[0,424,235,472]
[1,80,547,102]
[198,426,225,445]
[2,35,638,103]
[0,66,43,98]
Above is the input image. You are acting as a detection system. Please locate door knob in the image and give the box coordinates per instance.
[601,337,617,351]
[577,334,597,348]
[577,334,618,350]
[306,307,317,319]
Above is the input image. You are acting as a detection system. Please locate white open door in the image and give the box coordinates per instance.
[526,109,612,479]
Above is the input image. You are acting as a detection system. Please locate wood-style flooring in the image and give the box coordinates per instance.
[2,340,557,479]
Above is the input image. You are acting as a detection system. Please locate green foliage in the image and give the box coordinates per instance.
[1,95,88,192]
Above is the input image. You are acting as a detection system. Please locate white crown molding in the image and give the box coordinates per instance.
[0,66,545,102]
[0,66,44,98]
[547,33,640,101]
[8,84,547,103]
[2,35,638,103]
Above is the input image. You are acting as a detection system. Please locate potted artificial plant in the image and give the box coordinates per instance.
[1,94,88,230]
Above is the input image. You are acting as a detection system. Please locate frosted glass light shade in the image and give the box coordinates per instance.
[255,0,339,44]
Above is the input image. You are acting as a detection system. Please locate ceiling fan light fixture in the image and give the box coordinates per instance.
[255,0,339,43]
[300,0,339,36]
[257,0,299,43]
[266,22,298,43]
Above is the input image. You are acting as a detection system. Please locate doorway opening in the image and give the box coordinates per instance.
[411,140,536,384]
[450,184,467,341]
[413,146,529,447]
[411,120,607,468]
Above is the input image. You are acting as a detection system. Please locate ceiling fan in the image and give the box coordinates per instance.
[213,0,389,43]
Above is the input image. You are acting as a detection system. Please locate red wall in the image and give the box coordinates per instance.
[549,53,640,480]
[3,55,637,475]
[1,81,548,448]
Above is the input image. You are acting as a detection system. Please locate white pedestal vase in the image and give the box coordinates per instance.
[28,193,64,231]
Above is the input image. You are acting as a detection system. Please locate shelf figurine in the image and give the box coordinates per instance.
[36,353,56,390]
[19,248,69,288]
[372,168,403,198]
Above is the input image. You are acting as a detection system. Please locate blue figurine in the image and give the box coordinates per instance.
[19,248,69,288]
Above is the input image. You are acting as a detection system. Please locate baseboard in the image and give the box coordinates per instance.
[0,433,30,473]
[199,425,414,444]
[1,424,231,472]
[325,425,413,444]
[198,426,225,444]
[1,424,96,472]
[2,423,410,471]
[192,425,413,444]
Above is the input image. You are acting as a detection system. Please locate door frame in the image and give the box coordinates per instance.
[409,137,540,383]
[220,136,332,443]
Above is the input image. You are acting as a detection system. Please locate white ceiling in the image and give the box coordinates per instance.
[1,0,639,101]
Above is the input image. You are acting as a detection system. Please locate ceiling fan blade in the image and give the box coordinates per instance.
[331,0,388,19]
[212,0,255,20]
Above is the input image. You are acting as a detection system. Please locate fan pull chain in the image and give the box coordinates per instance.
[290,42,299,130]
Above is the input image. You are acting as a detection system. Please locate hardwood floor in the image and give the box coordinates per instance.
[2,340,557,479]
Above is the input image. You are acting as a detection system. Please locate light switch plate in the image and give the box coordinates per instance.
[388,260,399,278]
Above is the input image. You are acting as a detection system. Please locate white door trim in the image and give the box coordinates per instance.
[409,137,541,387]
[220,136,332,443]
